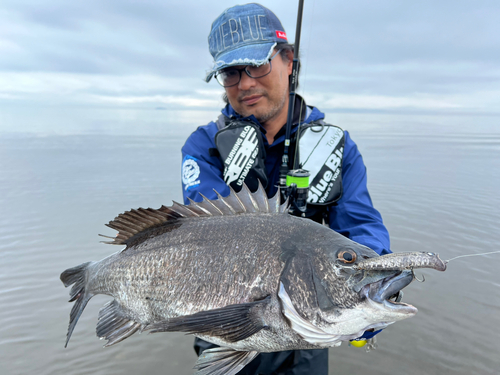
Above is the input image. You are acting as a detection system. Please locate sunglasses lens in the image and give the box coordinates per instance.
[247,64,271,79]
[215,51,279,87]
[216,69,240,87]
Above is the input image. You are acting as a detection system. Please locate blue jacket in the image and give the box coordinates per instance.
[181,102,389,374]
[181,103,391,256]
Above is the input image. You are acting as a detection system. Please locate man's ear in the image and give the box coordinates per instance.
[286,50,294,75]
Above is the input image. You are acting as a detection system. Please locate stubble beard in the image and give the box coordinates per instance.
[235,90,288,125]
[254,92,287,125]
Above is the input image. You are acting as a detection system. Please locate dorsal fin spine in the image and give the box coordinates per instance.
[229,186,247,213]
[170,202,193,217]
[280,195,289,213]
[127,211,157,226]
[259,182,270,212]
[214,190,237,215]
[158,206,183,219]
[187,198,213,216]
[241,184,259,212]
[142,209,169,221]
[199,193,224,216]
[183,206,204,216]
[99,234,115,240]
[251,181,269,212]
[102,183,289,247]
[134,208,162,223]
[268,186,280,213]
[105,223,135,236]
[113,218,145,231]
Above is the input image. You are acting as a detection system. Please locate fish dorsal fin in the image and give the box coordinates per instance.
[101,182,287,246]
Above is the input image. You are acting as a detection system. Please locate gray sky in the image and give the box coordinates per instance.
[1,0,499,127]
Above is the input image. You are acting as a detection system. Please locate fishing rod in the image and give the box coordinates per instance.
[279,0,310,214]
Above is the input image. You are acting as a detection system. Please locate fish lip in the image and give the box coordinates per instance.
[362,270,418,314]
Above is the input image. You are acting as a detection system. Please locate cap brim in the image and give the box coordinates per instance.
[205,42,277,82]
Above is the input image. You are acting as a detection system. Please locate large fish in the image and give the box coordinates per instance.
[61,184,446,375]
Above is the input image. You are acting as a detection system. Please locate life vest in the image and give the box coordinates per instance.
[296,120,344,205]
[213,113,344,219]
[213,116,268,193]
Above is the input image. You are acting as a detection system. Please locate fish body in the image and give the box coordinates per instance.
[61,184,445,375]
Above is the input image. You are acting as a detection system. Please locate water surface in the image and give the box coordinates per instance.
[1,112,499,375]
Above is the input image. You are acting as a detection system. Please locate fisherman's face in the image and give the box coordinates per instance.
[224,50,293,125]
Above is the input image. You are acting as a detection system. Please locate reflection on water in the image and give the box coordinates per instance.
[0,115,499,375]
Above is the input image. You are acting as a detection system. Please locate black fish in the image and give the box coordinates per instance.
[61,183,445,375]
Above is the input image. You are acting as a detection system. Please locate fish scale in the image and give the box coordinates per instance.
[61,183,446,375]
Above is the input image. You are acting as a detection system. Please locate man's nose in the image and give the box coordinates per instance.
[238,70,257,90]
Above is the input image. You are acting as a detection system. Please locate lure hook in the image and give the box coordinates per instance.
[412,268,425,283]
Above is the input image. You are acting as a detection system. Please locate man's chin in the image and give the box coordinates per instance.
[232,99,282,124]
[236,106,265,121]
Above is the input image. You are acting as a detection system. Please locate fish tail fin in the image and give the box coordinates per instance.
[60,262,94,348]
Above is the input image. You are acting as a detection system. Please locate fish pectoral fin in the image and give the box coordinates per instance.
[145,296,271,343]
[194,347,259,375]
[96,300,141,347]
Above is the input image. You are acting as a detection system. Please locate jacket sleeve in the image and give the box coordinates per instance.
[181,123,230,204]
[328,131,391,255]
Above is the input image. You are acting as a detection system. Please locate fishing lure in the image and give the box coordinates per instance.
[354,250,500,273]
[355,252,447,272]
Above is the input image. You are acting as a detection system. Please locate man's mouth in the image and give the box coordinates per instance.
[241,95,262,106]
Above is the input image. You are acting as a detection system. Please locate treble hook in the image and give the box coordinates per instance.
[412,268,425,283]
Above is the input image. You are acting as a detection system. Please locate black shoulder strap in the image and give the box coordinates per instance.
[215,114,228,131]
[208,114,231,157]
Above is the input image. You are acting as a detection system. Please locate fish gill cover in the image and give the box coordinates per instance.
[61,183,446,375]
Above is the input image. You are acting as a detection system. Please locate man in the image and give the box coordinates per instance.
[181,3,391,374]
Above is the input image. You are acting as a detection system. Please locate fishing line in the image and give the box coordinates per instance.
[412,250,500,282]
[445,250,500,263]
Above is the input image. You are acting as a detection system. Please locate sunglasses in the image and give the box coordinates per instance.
[215,49,282,88]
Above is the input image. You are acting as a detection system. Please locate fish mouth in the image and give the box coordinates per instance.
[362,270,417,315]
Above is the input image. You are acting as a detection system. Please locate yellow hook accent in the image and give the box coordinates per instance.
[349,339,367,348]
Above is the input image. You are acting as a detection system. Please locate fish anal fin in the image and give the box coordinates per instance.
[96,300,141,347]
[146,296,271,343]
[194,347,259,375]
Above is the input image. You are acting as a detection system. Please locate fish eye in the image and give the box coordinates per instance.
[337,249,357,264]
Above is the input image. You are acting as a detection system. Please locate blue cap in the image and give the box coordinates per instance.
[206,3,288,82]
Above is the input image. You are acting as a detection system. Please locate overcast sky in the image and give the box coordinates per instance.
[0,0,499,133]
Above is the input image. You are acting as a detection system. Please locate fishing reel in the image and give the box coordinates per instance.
[284,169,310,217]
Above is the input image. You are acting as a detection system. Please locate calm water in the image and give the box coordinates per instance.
[1,112,499,375]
